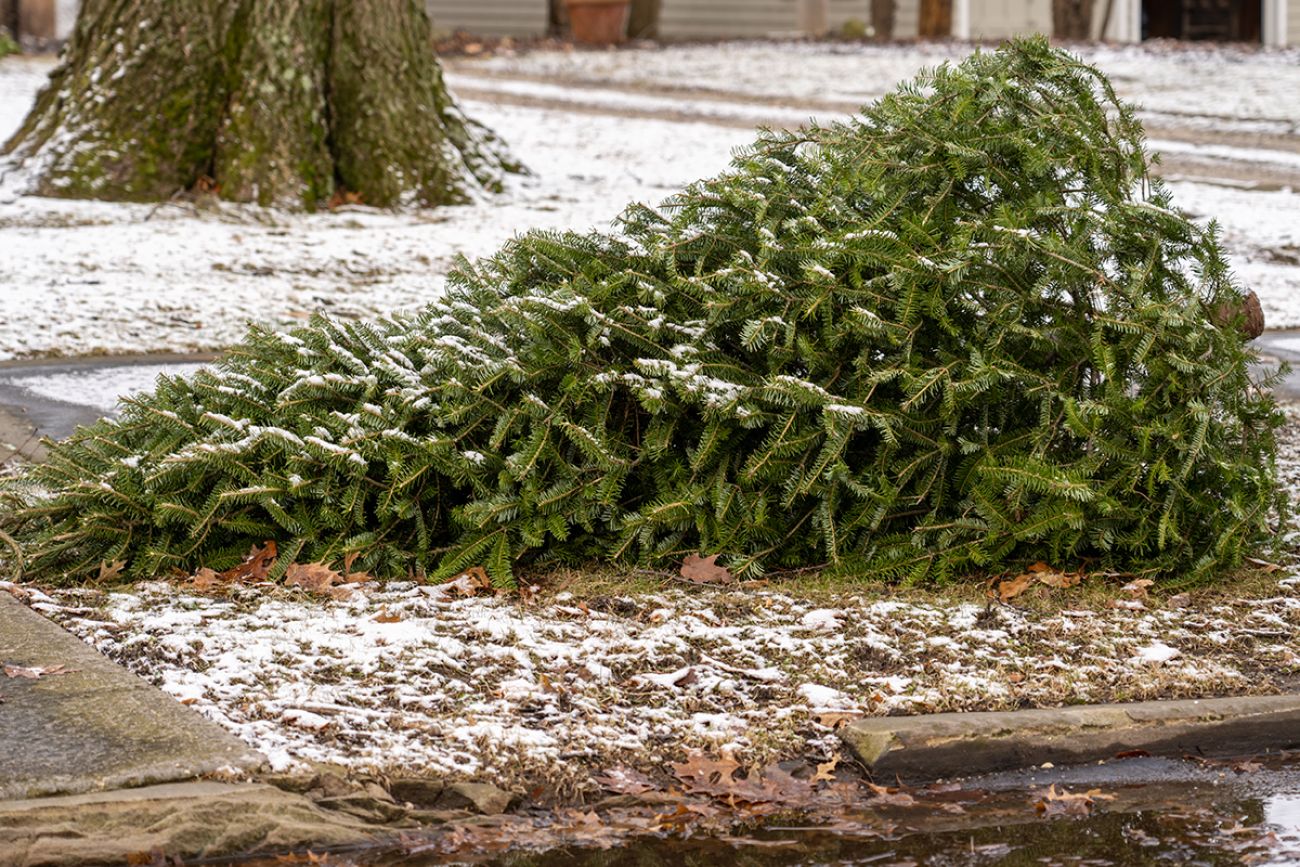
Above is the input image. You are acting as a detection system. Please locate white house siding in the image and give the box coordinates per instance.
[658,0,905,39]
[893,0,920,38]
[966,0,1052,39]
[658,0,803,38]
[829,0,873,29]
[425,0,548,36]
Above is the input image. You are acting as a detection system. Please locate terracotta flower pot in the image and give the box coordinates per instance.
[565,0,629,45]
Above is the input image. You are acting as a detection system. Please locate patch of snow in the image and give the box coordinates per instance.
[1129,641,1182,665]
[282,709,332,731]
[797,683,852,709]
[800,608,842,631]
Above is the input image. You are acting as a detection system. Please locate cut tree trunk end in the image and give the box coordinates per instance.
[1213,290,1266,341]
[1,0,520,210]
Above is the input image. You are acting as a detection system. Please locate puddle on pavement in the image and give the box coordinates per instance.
[230,756,1300,867]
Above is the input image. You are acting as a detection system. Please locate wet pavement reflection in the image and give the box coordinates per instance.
[239,754,1300,867]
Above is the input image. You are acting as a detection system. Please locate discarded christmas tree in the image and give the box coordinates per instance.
[1,0,515,208]
[0,39,1282,586]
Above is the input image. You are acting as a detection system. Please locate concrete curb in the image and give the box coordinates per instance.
[0,782,382,867]
[0,592,265,800]
[839,694,1300,782]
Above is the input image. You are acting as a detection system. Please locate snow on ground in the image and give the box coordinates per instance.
[3,41,1300,363]
[9,564,1297,785]
[1165,181,1300,329]
[469,40,1300,128]
[0,56,750,361]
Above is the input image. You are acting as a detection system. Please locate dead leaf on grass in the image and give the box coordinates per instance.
[373,608,403,623]
[1122,578,1155,600]
[284,562,344,594]
[190,567,225,592]
[221,541,278,584]
[992,562,1084,601]
[811,710,865,729]
[994,572,1034,601]
[327,189,364,210]
[442,566,492,597]
[680,554,734,585]
[755,765,817,803]
[340,551,374,584]
[669,752,821,809]
[4,663,78,679]
[670,752,763,803]
[1246,557,1283,573]
[1030,561,1083,589]
[97,559,126,582]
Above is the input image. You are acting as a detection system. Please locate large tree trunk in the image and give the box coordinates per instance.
[1052,0,1096,40]
[1,0,517,209]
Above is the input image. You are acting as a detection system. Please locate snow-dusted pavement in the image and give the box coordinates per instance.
[2,40,1300,363]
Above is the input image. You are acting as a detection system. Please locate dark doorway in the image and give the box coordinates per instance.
[1142,0,1263,41]
[919,0,952,38]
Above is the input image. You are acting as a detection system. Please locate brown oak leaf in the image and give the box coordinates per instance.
[220,541,278,584]
[1034,784,1115,817]
[284,562,344,594]
[680,554,733,585]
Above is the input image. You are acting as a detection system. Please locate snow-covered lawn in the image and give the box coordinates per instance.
[2,40,1300,363]
[0,56,750,361]
[8,560,1298,786]
[467,40,1300,128]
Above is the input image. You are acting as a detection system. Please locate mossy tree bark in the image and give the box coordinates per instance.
[1,0,517,209]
